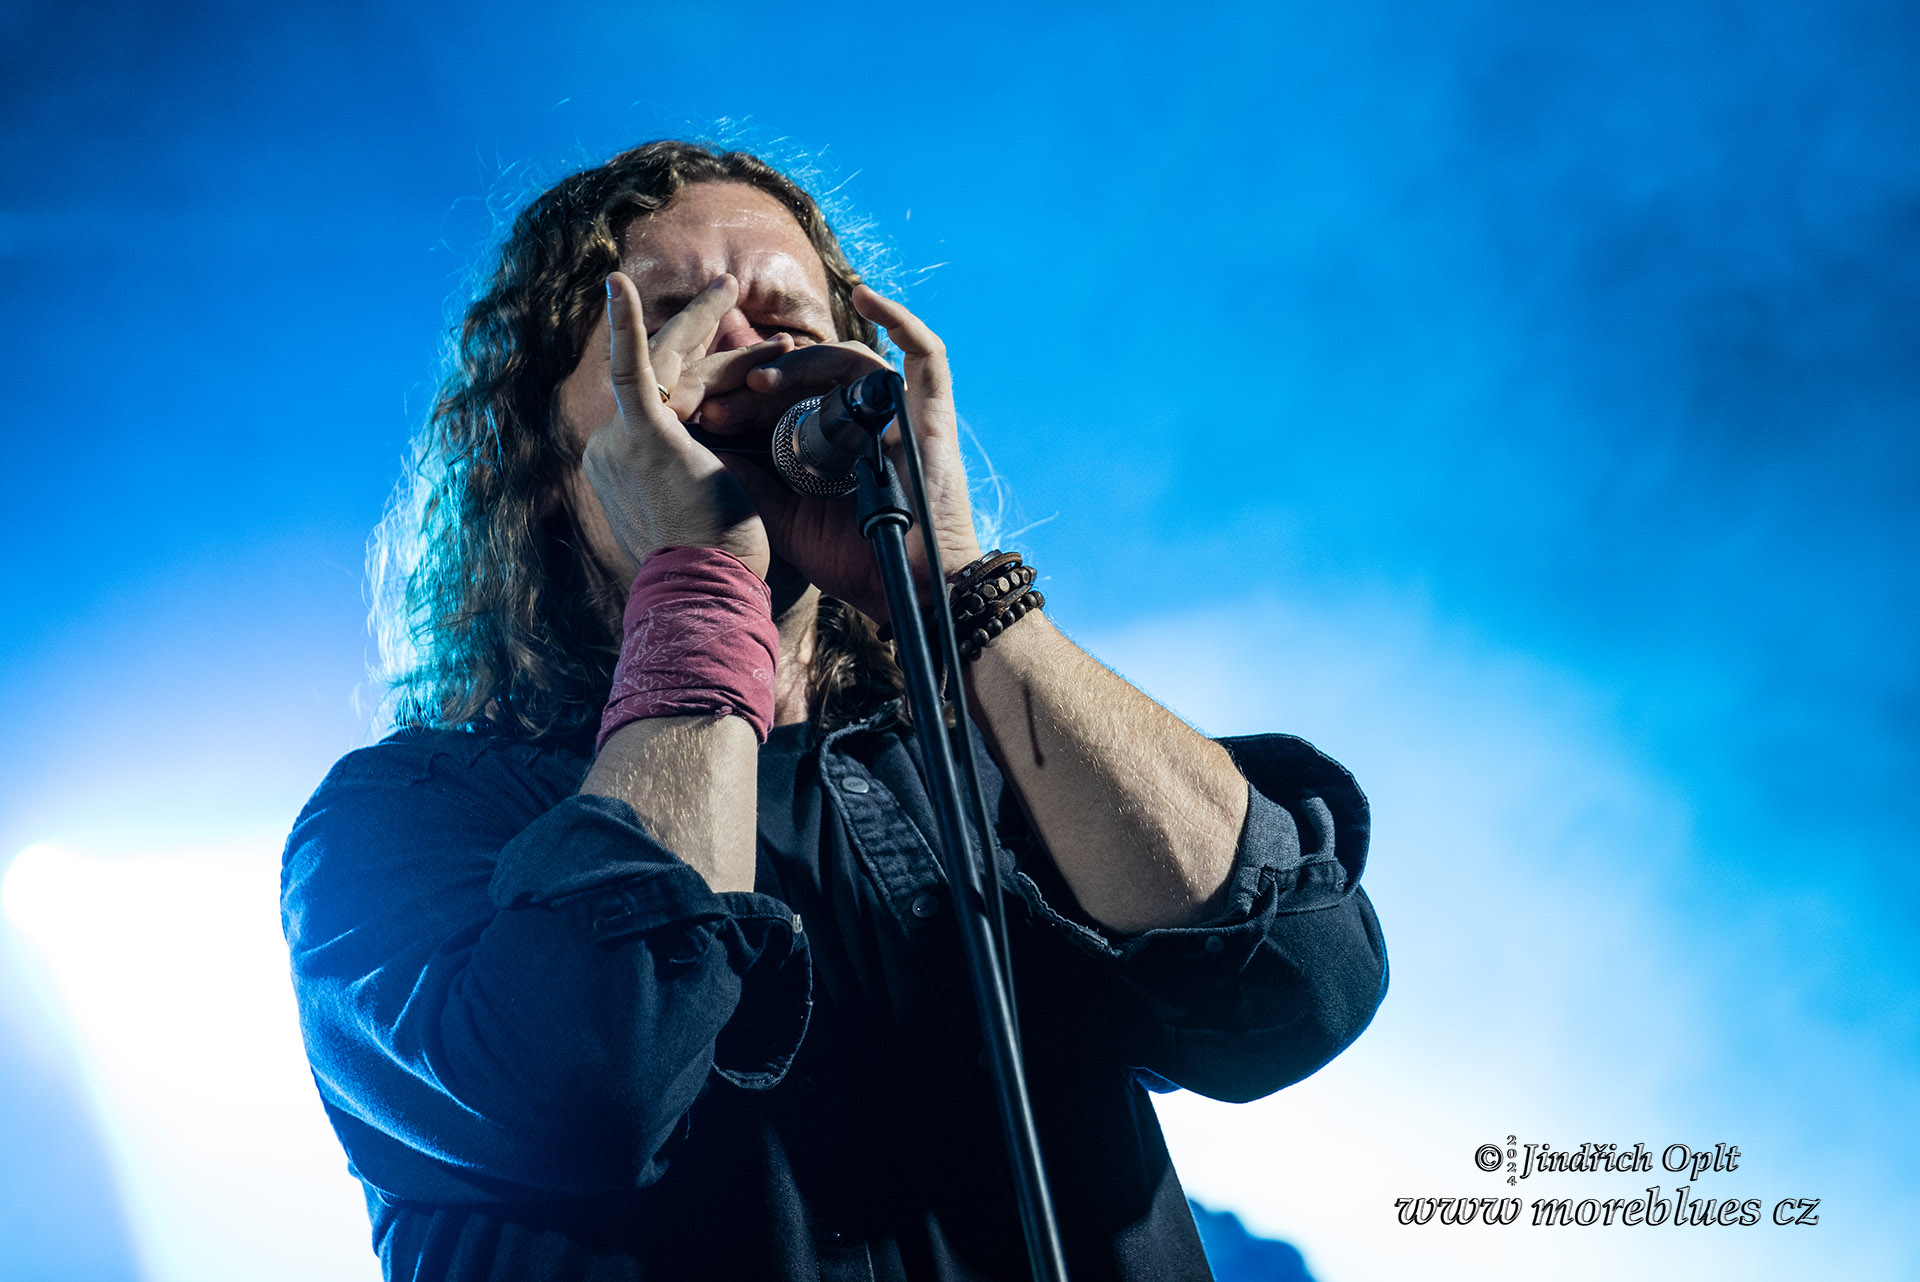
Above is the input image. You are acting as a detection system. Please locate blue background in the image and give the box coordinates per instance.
[1,1,1914,1277]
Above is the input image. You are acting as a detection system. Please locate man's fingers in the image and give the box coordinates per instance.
[686,336,793,398]
[605,272,663,420]
[851,285,952,405]
[743,340,888,395]
[649,274,739,391]
[697,340,893,434]
[849,286,935,354]
[607,272,706,464]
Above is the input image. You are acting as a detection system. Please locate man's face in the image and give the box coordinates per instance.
[556,181,836,449]
[555,181,838,608]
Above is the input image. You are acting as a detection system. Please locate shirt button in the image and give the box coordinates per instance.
[841,777,870,794]
[910,892,941,919]
[1203,934,1225,954]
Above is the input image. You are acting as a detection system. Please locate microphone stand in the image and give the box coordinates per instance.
[845,370,1070,1282]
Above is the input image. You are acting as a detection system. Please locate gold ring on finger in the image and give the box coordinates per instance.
[656,383,671,404]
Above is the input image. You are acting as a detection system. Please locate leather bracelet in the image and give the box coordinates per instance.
[947,551,1044,662]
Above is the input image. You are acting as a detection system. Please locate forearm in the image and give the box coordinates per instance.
[965,613,1249,934]
[579,714,759,893]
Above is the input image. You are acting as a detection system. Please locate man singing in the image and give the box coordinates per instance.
[283,139,1387,1281]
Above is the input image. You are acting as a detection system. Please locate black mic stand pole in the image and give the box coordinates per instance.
[847,370,1070,1282]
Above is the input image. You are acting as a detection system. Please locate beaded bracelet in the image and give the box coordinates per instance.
[946,551,1045,662]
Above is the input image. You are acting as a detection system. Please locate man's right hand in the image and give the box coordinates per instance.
[576,272,779,895]
[580,271,786,584]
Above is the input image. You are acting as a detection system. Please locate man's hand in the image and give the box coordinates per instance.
[706,286,984,622]
[651,274,796,425]
[574,272,794,896]
[579,272,791,584]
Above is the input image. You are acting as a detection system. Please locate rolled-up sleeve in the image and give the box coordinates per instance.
[281,738,810,1203]
[1006,734,1386,1104]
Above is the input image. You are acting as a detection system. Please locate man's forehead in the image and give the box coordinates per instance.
[625,244,819,291]
[620,186,832,305]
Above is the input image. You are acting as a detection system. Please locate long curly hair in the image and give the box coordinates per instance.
[372,140,902,744]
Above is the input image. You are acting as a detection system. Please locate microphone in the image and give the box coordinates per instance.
[771,370,902,497]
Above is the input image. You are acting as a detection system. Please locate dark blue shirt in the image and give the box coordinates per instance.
[281,707,1386,1280]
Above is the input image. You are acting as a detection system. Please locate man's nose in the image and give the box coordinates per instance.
[709,309,762,353]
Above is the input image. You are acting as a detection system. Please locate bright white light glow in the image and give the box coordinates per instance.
[1083,594,1908,1282]
[4,835,377,1282]
[4,590,1911,1282]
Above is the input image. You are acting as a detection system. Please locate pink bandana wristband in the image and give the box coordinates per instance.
[596,546,780,752]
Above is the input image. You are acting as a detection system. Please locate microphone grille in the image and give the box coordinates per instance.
[772,396,858,498]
